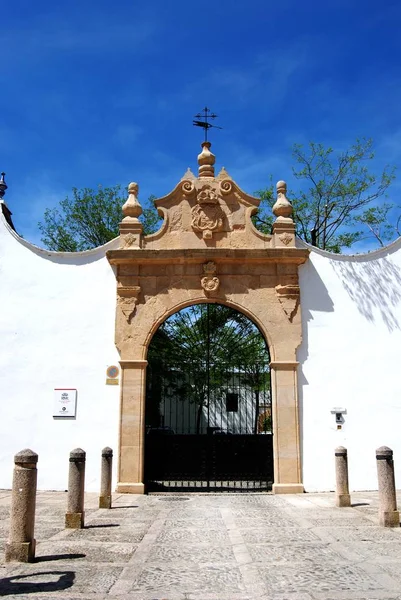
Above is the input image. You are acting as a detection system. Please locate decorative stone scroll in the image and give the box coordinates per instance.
[275,284,300,321]
[201,261,220,295]
[190,184,224,239]
[117,286,141,323]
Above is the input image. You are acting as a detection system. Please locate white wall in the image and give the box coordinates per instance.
[0,211,121,491]
[299,239,401,492]
[3,203,401,494]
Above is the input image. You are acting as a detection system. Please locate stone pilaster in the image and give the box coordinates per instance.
[270,361,303,494]
[116,360,148,494]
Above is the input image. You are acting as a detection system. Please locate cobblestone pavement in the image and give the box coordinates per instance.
[2,490,401,599]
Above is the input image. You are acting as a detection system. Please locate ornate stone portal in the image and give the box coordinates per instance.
[107,142,309,494]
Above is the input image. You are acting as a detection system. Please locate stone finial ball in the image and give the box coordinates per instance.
[128,182,139,194]
[276,180,287,192]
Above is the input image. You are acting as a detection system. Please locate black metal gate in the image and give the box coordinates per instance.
[144,305,273,492]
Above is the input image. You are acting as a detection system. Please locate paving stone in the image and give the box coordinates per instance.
[302,516,376,527]
[165,507,222,518]
[314,525,401,543]
[65,526,147,543]
[248,542,342,564]
[258,563,381,593]
[148,543,236,563]
[164,517,224,528]
[129,563,244,593]
[156,527,230,543]
[1,564,124,594]
[240,526,320,543]
[2,490,401,598]
[36,540,137,563]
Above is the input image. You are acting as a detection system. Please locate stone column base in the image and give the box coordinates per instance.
[116,482,145,494]
[5,539,36,562]
[99,495,112,509]
[336,493,351,507]
[379,510,400,527]
[273,483,304,494]
[65,512,85,528]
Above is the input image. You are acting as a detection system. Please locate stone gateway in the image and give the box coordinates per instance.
[107,142,308,494]
[1,144,401,494]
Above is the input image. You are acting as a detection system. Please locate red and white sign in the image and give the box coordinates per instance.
[53,388,77,417]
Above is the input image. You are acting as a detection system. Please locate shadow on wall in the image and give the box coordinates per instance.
[330,256,401,332]
[298,259,335,365]
[297,260,335,470]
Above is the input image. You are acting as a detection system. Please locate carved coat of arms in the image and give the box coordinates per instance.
[191,185,224,239]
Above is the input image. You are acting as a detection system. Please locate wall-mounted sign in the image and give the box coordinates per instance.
[53,389,77,417]
[106,365,120,386]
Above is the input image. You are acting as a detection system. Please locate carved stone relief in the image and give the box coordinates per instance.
[201,261,220,294]
[278,232,293,246]
[109,142,309,496]
[275,284,300,322]
[122,233,139,248]
[117,286,141,323]
[189,184,225,239]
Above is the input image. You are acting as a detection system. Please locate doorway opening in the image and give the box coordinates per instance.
[145,303,273,492]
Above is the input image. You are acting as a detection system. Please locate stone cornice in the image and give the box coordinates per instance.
[270,361,299,370]
[119,360,148,369]
[107,247,309,267]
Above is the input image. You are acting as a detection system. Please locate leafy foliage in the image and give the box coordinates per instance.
[39,138,396,254]
[38,186,160,251]
[147,304,270,434]
[254,138,397,252]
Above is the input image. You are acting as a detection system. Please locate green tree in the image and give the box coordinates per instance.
[147,304,270,434]
[38,185,160,251]
[254,138,396,252]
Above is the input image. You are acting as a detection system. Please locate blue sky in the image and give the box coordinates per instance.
[2,0,401,249]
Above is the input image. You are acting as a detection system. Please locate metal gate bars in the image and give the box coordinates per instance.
[144,304,273,492]
[145,358,273,492]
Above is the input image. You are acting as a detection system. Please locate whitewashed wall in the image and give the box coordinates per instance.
[0,209,121,492]
[299,238,401,492]
[2,203,401,493]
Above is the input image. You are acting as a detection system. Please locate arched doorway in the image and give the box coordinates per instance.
[107,142,309,494]
[144,303,273,492]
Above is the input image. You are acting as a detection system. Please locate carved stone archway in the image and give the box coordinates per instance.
[107,142,309,494]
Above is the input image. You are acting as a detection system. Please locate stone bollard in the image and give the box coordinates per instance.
[99,447,113,509]
[5,449,38,562]
[335,446,351,507]
[65,448,86,529]
[376,446,400,527]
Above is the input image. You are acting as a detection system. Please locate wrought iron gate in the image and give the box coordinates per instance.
[144,305,273,492]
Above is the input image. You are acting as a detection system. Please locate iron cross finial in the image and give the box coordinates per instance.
[193,107,222,142]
